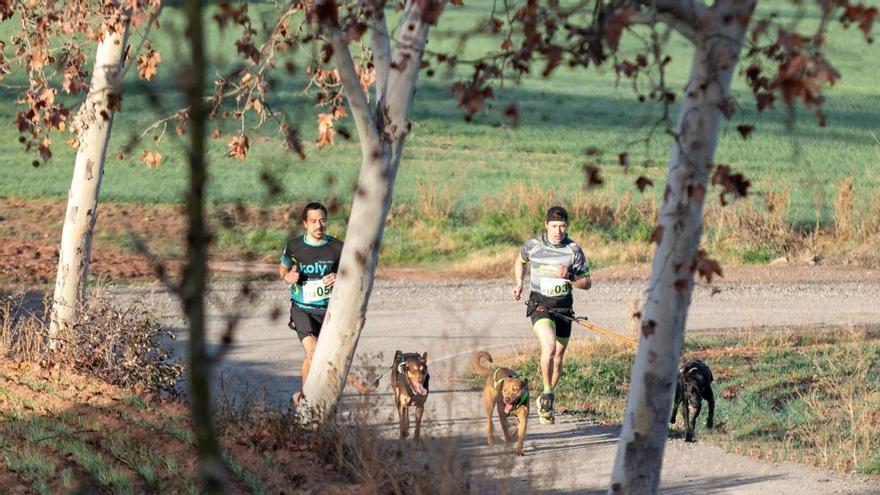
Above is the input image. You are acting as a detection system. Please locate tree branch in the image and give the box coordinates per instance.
[384,2,439,146]
[632,0,708,34]
[368,3,392,102]
[630,11,698,44]
[327,27,380,153]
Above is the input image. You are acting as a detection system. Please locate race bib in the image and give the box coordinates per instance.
[302,279,332,303]
[540,277,570,297]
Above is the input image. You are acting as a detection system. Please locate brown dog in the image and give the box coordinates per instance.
[473,351,529,456]
[390,351,429,441]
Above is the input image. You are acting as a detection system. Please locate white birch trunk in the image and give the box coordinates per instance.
[609,1,755,492]
[299,4,437,423]
[48,24,130,343]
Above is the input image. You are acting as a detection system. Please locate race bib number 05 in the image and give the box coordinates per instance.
[540,277,570,297]
[302,279,332,303]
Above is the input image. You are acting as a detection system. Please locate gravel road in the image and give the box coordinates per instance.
[130,265,880,494]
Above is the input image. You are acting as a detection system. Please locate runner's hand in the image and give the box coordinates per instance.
[512,285,523,301]
[322,273,336,287]
[283,267,300,284]
[556,265,570,279]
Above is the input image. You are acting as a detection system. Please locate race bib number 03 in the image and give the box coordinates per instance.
[540,277,570,297]
[302,279,332,303]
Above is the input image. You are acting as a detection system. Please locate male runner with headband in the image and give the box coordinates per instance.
[279,202,343,405]
[512,206,591,424]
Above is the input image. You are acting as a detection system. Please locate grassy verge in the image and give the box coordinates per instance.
[491,327,880,475]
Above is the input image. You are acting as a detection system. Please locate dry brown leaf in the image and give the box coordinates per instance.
[38,137,52,162]
[227,134,250,159]
[650,225,664,245]
[137,48,162,81]
[635,176,653,192]
[357,64,375,95]
[316,113,335,148]
[641,319,656,337]
[142,150,162,168]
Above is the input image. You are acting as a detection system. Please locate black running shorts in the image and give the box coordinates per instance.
[289,302,325,341]
[529,306,573,340]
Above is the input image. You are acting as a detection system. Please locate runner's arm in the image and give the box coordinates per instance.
[514,255,527,289]
[280,248,299,283]
[512,255,527,300]
[571,273,591,290]
[513,240,535,301]
[569,247,591,290]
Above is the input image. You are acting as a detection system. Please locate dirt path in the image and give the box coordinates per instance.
[133,267,880,494]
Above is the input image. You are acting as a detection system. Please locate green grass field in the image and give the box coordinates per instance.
[1,2,878,267]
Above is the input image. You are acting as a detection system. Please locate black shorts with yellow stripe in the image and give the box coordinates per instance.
[526,293,573,343]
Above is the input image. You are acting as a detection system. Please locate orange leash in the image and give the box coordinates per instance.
[532,303,638,347]
[572,317,638,347]
[345,374,380,393]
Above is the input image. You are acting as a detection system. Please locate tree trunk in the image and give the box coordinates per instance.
[299,4,437,423]
[183,0,227,492]
[609,1,755,493]
[48,22,131,344]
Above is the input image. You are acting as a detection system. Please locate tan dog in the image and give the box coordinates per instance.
[473,351,529,456]
[390,351,429,441]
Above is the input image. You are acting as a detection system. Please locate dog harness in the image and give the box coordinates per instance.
[493,368,530,417]
[395,351,429,405]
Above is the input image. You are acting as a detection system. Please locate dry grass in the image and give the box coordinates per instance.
[0,354,373,494]
[796,340,879,473]
[833,176,855,239]
[0,291,44,361]
[509,326,880,475]
[863,187,880,238]
[693,328,880,475]
[383,176,880,271]
[212,380,522,495]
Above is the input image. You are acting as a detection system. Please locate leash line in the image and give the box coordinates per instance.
[528,302,638,347]
[570,316,638,347]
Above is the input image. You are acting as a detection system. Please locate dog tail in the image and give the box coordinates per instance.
[346,374,379,393]
[472,351,494,376]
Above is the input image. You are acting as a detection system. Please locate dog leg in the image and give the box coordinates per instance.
[670,383,681,424]
[414,405,424,442]
[498,408,514,444]
[398,404,410,439]
[514,410,527,456]
[706,385,715,429]
[683,400,693,442]
[687,404,699,442]
[484,395,496,446]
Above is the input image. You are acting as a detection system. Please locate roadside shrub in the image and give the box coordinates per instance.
[2,288,183,396]
[57,295,183,395]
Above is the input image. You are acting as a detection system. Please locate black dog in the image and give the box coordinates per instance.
[670,359,715,442]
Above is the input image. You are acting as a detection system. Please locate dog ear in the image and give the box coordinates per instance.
[397,362,406,375]
[687,367,699,376]
[421,352,428,362]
